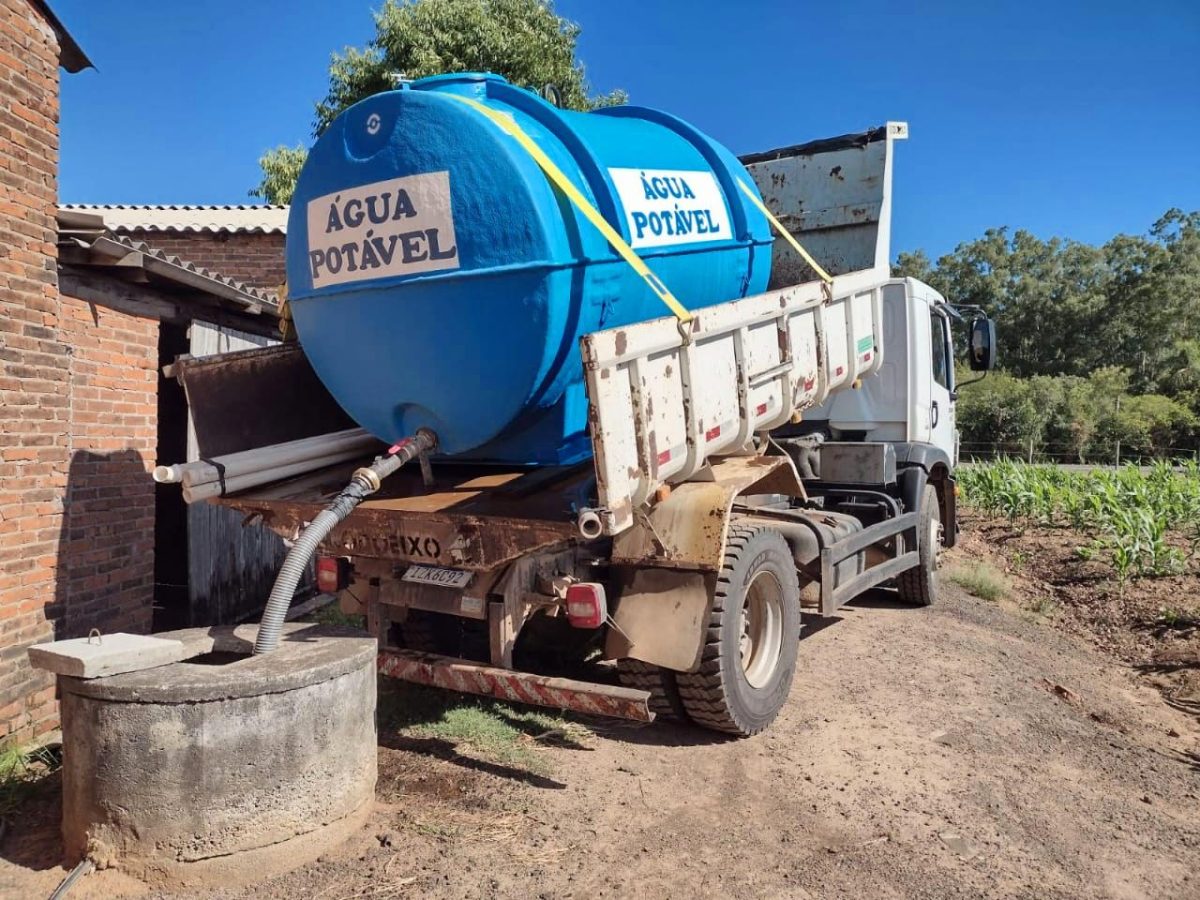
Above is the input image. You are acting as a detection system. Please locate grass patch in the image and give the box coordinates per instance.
[1157,607,1200,629]
[947,563,1008,602]
[1028,596,1059,619]
[308,602,365,629]
[378,680,588,772]
[0,741,60,819]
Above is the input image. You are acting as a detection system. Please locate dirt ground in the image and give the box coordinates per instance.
[4,526,1199,900]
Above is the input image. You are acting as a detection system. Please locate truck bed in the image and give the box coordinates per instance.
[219,457,591,571]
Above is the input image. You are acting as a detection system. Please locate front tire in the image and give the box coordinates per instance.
[676,525,802,737]
[897,483,941,606]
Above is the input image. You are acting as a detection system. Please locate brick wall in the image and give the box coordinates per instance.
[0,0,67,745]
[0,288,159,746]
[0,1,159,745]
[123,230,286,291]
[57,296,158,641]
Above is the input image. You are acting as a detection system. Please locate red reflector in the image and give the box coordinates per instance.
[317,556,347,594]
[756,403,768,416]
[565,583,607,629]
[656,449,671,466]
[705,424,721,441]
[863,352,872,363]
[835,365,844,376]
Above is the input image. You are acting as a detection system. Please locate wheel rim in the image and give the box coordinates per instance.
[739,571,785,689]
[929,507,943,570]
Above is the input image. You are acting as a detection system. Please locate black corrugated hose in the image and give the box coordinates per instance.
[253,428,437,654]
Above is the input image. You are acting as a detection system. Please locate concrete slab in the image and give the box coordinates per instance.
[28,633,188,678]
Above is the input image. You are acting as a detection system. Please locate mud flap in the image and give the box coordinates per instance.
[605,568,714,673]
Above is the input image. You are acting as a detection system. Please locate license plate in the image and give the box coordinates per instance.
[401,565,472,589]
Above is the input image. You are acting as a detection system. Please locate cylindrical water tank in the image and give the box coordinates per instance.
[286,72,773,464]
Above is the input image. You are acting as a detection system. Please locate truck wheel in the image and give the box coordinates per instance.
[897,483,941,606]
[616,659,689,723]
[675,526,801,737]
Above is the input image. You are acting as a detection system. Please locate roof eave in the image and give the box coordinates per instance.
[29,0,93,73]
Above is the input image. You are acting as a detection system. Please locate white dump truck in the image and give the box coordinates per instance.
[169,122,996,736]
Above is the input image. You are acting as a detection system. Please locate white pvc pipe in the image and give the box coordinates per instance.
[181,446,371,504]
[170,428,377,489]
[153,464,184,484]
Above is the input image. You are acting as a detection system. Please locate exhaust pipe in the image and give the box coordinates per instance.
[577,509,604,540]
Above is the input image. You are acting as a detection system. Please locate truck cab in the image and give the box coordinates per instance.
[807,279,959,461]
[742,125,993,557]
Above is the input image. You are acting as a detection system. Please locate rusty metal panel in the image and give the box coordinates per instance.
[377,650,653,722]
[175,343,357,458]
[610,455,803,571]
[184,322,304,625]
[221,462,589,570]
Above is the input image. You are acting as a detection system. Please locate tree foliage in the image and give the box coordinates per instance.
[898,210,1200,460]
[252,0,624,204]
[896,210,1200,387]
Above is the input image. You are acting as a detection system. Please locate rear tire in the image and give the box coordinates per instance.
[616,659,689,723]
[676,525,802,737]
[394,608,485,657]
[897,483,941,606]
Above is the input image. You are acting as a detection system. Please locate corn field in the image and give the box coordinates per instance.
[958,460,1200,583]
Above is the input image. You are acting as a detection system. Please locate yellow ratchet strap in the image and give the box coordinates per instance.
[446,94,693,324]
[736,179,833,285]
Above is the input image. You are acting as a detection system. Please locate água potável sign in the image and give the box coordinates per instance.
[608,168,732,250]
[305,171,460,288]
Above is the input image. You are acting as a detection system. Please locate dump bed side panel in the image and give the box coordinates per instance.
[582,270,890,535]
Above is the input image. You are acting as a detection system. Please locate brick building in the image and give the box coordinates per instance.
[0,1,283,745]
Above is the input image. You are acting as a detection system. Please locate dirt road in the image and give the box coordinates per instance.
[240,560,1200,899]
[9,548,1200,900]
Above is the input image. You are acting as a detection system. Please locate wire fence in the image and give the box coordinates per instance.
[959,441,1200,467]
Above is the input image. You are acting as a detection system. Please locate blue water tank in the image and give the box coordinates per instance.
[286,73,773,465]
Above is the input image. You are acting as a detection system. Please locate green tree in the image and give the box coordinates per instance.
[954,370,1048,451]
[895,228,1110,378]
[252,0,624,204]
[1092,394,1196,458]
[1097,210,1200,393]
[901,209,1200,459]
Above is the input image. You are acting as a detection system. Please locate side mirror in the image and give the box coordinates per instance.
[968,317,997,372]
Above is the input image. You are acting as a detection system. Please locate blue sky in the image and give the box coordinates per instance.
[55,0,1199,260]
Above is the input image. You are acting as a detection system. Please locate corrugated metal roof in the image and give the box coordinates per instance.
[59,204,289,235]
[56,208,280,331]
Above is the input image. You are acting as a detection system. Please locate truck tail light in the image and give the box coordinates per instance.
[565,583,607,629]
[317,556,349,594]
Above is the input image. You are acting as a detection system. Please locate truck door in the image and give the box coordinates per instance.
[928,308,956,461]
